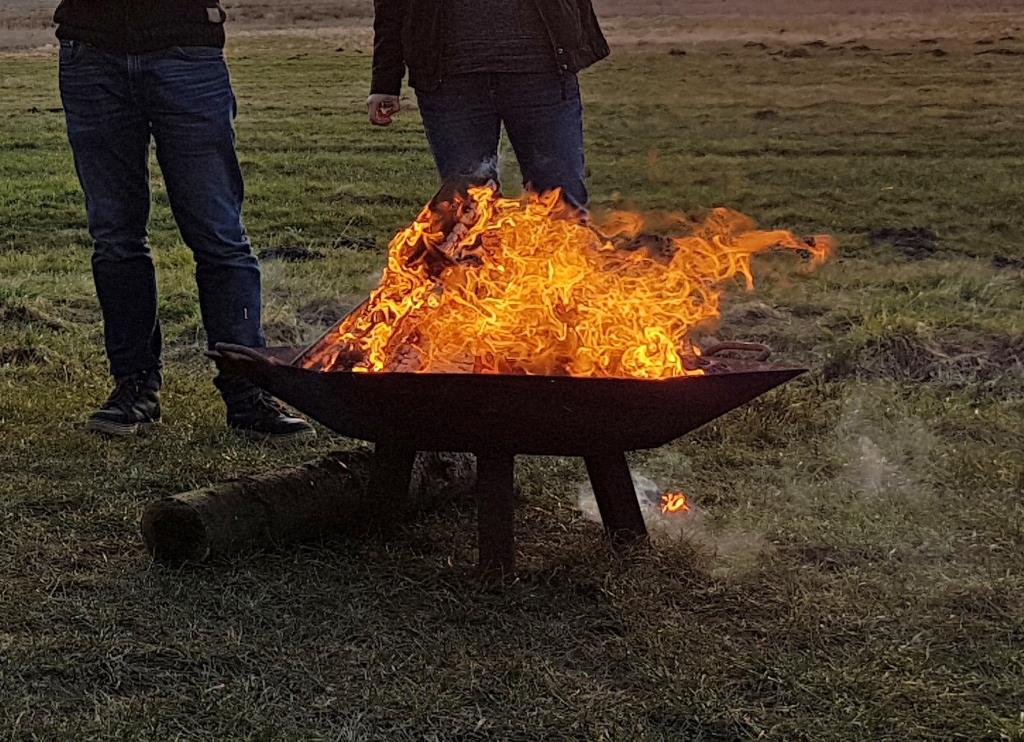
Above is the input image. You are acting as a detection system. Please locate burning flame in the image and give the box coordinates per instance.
[660,491,691,515]
[301,185,830,378]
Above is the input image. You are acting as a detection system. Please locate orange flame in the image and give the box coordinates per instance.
[660,491,691,514]
[302,185,830,377]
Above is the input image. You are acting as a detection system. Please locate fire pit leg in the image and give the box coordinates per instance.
[475,452,516,576]
[369,441,417,513]
[585,452,648,546]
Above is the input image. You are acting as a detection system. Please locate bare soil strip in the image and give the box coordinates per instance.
[3,0,1022,50]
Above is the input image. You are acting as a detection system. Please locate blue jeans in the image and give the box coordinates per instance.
[416,72,588,207]
[59,40,265,395]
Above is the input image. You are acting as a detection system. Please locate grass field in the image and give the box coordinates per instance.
[1,27,1023,741]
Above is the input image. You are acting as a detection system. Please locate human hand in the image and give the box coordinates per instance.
[367,94,401,126]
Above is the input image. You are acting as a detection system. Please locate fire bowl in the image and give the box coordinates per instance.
[210,344,806,575]
[210,345,804,457]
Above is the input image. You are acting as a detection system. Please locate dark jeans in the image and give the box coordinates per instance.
[58,40,265,398]
[416,72,588,207]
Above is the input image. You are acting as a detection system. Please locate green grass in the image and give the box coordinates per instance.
[1,37,1023,740]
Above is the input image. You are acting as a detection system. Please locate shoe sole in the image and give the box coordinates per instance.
[86,419,159,437]
[233,427,318,446]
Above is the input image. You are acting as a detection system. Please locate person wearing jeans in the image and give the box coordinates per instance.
[367,0,610,208]
[54,1,314,442]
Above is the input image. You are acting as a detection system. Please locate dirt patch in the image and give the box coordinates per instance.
[594,0,1020,15]
[260,295,360,346]
[333,234,377,251]
[992,255,1024,270]
[0,298,68,331]
[331,192,419,209]
[824,327,1024,386]
[868,227,938,258]
[260,319,312,346]
[297,296,360,326]
[4,0,1023,50]
[976,47,1024,55]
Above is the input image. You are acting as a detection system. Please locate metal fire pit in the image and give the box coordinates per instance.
[211,343,804,574]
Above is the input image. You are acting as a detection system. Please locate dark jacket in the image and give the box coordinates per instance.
[371,0,610,95]
[54,1,228,53]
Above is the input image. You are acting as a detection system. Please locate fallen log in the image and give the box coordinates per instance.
[140,449,476,563]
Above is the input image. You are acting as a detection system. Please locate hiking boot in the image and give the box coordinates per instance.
[227,392,316,444]
[86,369,162,437]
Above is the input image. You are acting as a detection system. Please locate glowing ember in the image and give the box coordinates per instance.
[301,185,831,378]
[660,491,691,515]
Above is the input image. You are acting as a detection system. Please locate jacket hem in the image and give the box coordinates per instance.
[56,24,226,54]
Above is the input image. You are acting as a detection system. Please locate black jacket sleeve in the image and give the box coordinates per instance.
[578,0,611,61]
[371,0,407,95]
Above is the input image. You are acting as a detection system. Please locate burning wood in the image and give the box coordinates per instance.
[299,185,831,379]
[207,187,834,574]
[661,491,691,514]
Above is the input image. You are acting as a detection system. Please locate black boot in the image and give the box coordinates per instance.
[87,369,162,437]
[226,391,316,444]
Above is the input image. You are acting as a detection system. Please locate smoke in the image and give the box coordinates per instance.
[833,392,937,498]
[577,473,769,577]
[577,473,703,538]
[449,155,502,188]
[574,391,939,576]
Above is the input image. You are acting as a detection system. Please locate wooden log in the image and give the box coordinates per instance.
[140,449,476,563]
